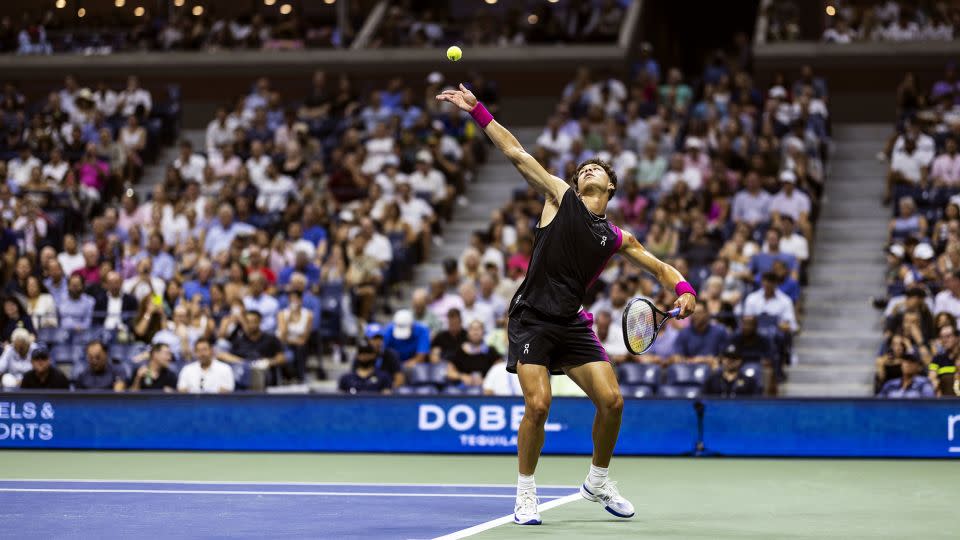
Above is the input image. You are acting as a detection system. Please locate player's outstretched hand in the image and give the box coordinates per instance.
[673,292,697,319]
[436,84,478,113]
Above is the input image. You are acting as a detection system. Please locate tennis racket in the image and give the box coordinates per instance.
[621,297,681,355]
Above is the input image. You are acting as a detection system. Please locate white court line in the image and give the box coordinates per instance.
[431,492,582,540]
[0,488,565,499]
[0,479,576,489]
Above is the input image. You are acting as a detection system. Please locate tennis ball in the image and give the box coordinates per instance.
[446,45,462,62]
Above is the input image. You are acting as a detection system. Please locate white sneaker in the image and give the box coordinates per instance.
[580,480,635,518]
[513,489,542,525]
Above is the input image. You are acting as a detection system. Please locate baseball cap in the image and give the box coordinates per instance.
[889,244,905,258]
[720,343,741,359]
[392,309,414,340]
[779,170,797,184]
[357,341,377,356]
[769,86,787,99]
[913,242,935,260]
[365,323,384,339]
[901,351,922,364]
[416,149,433,164]
[31,344,50,360]
[685,137,703,150]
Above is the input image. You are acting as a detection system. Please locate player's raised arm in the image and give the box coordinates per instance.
[618,229,697,318]
[436,84,568,202]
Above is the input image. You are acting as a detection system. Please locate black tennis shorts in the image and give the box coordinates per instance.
[507,306,610,375]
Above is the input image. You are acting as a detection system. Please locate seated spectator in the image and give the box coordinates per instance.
[772,215,809,264]
[277,290,313,382]
[482,357,523,396]
[432,308,466,361]
[411,288,442,334]
[0,328,37,385]
[339,342,392,394]
[383,309,431,366]
[23,276,57,329]
[594,310,630,363]
[1,296,35,341]
[934,270,960,320]
[19,346,69,390]
[727,315,774,366]
[129,343,177,392]
[749,229,798,282]
[459,281,495,332]
[769,170,811,226]
[217,310,286,387]
[44,260,69,305]
[889,198,927,242]
[929,325,959,397]
[772,259,801,304]
[277,244,320,288]
[71,242,102,287]
[930,137,960,187]
[177,338,236,394]
[74,340,126,391]
[448,320,500,387]
[703,344,758,397]
[743,272,799,333]
[243,272,279,334]
[123,258,166,303]
[877,352,935,398]
[672,300,728,364]
[93,271,138,331]
[731,172,771,226]
[886,136,926,204]
[183,259,215,306]
[58,275,95,331]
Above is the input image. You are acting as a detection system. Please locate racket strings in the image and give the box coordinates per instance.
[624,301,658,354]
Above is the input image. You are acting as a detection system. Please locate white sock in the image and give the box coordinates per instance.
[587,464,608,487]
[517,473,536,494]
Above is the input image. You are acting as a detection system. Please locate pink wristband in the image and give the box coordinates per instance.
[675,281,696,297]
[469,102,494,128]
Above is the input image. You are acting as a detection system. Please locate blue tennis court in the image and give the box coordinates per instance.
[0,479,579,540]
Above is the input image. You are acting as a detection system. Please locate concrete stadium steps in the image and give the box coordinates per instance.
[410,128,538,289]
[785,123,889,397]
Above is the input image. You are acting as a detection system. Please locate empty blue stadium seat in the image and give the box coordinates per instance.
[444,386,483,396]
[50,344,75,365]
[665,363,711,386]
[618,363,661,387]
[658,384,702,399]
[405,363,433,386]
[395,385,417,395]
[413,386,438,395]
[741,362,764,394]
[620,384,654,398]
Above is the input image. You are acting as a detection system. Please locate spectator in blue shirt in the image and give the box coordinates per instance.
[339,342,392,394]
[878,353,935,398]
[183,259,215,306]
[383,309,431,367]
[59,274,95,330]
[673,300,728,364]
[277,245,321,288]
[772,259,800,304]
[141,231,175,282]
[302,203,328,252]
[750,228,798,282]
[204,204,256,257]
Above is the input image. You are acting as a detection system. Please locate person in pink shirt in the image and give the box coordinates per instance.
[74,142,110,199]
[931,138,960,187]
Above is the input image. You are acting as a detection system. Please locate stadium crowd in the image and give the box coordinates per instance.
[347,48,831,399]
[874,63,960,398]
[764,0,960,43]
[0,68,486,393]
[372,0,628,48]
[4,3,359,55]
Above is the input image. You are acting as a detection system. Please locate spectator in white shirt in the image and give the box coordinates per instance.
[41,148,70,185]
[731,171,772,225]
[205,106,234,156]
[770,215,809,263]
[245,140,272,184]
[374,157,407,196]
[458,281,495,332]
[255,164,296,214]
[8,145,41,189]
[769,169,812,224]
[57,233,85,277]
[93,80,119,117]
[173,140,207,184]
[884,14,921,41]
[177,338,236,394]
[661,152,703,192]
[743,272,798,332]
[482,358,522,395]
[118,76,152,117]
[597,137,638,181]
[887,136,926,203]
[395,180,435,234]
[362,122,396,176]
[934,270,960,320]
[892,123,936,166]
[208,143,242,180]
[536,116,573,155]
[408,150,448,207]
[823,19,857,43]
[931,138,960,187]
[357,217,393,266]
[683,137,711,178]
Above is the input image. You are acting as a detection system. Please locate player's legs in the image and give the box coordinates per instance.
[563,361,623,468]
[564,360,635,518]
[516,362,552,475]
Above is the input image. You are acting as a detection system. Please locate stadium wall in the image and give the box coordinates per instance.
[0,394,957,458]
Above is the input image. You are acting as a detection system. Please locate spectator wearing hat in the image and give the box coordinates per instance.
[769,170,812,225]
[19,345,69,390]
[339,342,392,394]
[904,242,939,289]
[409,149,448,208]
[878,352,935,398]
[384,308,431,367]
[703,344,759,397]
[359,323,403,387]
[683,137,710,179]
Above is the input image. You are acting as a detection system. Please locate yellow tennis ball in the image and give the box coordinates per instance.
[446,45,462,62]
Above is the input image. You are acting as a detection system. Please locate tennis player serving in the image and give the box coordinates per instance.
[437,85,697,525]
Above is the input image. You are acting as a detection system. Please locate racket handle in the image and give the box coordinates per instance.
[667,307,682,318]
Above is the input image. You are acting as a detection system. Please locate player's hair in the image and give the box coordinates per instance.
[571,158,618,198]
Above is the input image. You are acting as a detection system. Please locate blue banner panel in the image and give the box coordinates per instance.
[0,394,696,454]
[0,394,957,457]
[703,399,960,458]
